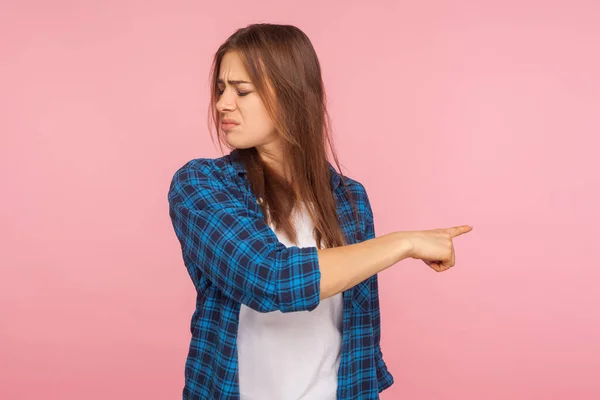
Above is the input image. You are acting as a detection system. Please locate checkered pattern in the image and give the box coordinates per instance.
[168,149,394,399]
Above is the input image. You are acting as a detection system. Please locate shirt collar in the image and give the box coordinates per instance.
[228,148,341,190]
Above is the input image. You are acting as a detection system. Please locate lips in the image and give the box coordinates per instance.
[222,121,239,131]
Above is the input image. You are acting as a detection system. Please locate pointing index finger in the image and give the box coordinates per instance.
[448,225,473,238]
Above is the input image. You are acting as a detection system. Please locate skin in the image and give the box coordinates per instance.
[216,51,294,183]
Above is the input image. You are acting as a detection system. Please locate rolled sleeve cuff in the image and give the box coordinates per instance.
[276,246,321,313]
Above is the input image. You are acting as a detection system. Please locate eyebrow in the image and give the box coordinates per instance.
[216,79,253,85]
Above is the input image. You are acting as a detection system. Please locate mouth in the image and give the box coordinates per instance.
[222,122,239,131]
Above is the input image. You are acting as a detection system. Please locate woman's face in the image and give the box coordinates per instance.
[216,51,279,151]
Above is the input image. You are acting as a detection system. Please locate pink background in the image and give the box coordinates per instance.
[2,1,599,399]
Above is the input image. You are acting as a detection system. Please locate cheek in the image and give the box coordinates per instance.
[246,101,275,133]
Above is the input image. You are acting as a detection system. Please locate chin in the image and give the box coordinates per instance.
[225,136,254,150]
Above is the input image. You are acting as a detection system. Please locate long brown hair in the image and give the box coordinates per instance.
[207,23,359,249]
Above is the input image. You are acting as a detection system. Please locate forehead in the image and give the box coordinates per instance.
[218,52,251,81]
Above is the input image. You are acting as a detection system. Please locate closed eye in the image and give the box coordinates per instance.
[217,89,250,97]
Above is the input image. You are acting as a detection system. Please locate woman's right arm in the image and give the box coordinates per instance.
[168,160,324,314]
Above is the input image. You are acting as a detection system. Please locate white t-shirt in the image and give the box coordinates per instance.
[237,203,343,400]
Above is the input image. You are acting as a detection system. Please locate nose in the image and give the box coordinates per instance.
[216,89,236,113]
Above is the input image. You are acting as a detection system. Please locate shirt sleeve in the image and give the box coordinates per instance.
[167,159,322,314]
[364,189,395,392]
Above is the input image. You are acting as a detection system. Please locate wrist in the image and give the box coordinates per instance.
[391,231,414,261]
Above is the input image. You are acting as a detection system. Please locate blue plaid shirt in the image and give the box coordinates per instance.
[168,149,394,399]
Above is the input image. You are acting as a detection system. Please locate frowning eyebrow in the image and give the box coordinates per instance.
[216,79,253,85]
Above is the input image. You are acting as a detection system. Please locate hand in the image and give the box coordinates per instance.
[404,225,473,272]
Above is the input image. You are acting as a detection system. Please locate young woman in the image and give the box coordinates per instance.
[168,23,473,400]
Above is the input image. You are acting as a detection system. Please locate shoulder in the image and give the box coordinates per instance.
[338,175,372,214]
[168,154,238,202]
[173,157,213,176]
[168,158,214,193]
[169,153,235,189]
[340,175,368,196]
